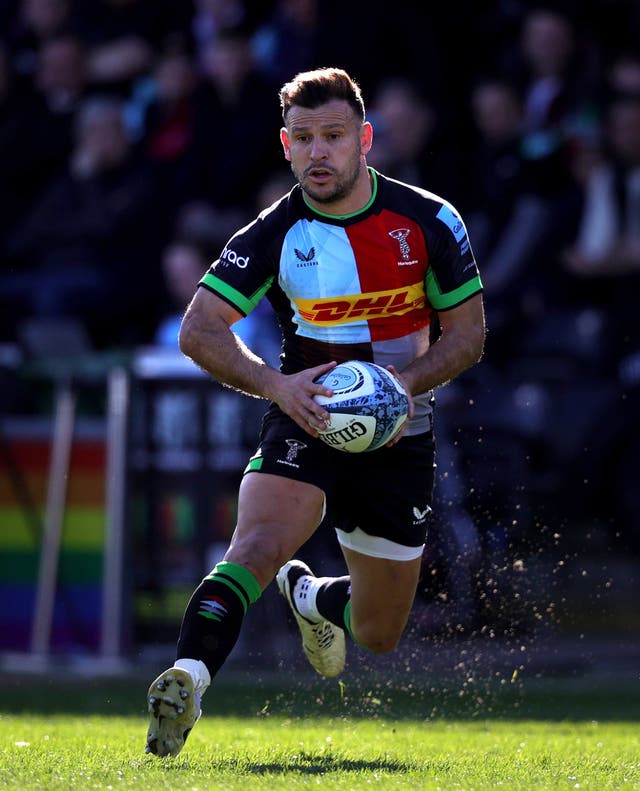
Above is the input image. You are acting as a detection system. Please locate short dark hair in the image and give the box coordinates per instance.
[279,67,365,123]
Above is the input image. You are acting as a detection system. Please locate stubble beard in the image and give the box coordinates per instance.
[293,150,364,206]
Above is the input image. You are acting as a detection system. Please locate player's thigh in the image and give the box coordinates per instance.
[225,472,325,587]
[342,546,422,639]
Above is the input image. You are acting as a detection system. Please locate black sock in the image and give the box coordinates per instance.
[315,576,351,626]
[176,561,261,680]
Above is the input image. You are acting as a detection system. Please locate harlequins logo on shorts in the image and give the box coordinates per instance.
[277,439,307,468]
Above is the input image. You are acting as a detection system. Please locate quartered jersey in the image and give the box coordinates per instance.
[199,168,482,435]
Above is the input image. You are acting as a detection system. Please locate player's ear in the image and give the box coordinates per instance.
[280,127,291,161]
[361,121,373,156]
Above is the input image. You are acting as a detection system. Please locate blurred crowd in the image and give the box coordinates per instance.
[1,0,639,626]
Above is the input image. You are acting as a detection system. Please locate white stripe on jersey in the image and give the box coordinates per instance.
[278,220,372,344]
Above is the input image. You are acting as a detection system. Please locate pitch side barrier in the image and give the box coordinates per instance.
[0,344,130,672]
[127,348,287,667]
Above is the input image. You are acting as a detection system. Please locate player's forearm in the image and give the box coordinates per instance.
[401,321,485,396]
[179,311,281,400]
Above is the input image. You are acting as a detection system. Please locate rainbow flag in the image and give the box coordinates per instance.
[0,432,105,651]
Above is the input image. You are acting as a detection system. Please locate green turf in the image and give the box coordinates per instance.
[1,675,639,790]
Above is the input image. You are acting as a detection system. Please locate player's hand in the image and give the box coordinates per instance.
[272,361,337,437]
[383,364,414,447]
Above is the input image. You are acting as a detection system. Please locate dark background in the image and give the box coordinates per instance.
[0,0,639,668]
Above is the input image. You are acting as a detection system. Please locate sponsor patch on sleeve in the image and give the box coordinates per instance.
[435,204,466,243]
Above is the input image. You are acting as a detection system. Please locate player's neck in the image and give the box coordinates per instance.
[305,165,374,218]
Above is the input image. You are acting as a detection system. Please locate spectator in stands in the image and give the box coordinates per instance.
[190,22,283,210]
[464,77,549,360]
[252,0,320,86]
[137,47,200,218]
[0,44,33,268]
[606,52,640,100]
[558,90,640,554]
[172,199,248,253]
[3,0,73,86]
[564,95,640,278]
[1,34,89,232]
[71,0,192,95]
[155,235,281,367]
[2,96,158,346]
[155,239,212,349]
[254,168,295,211]
[501,6,600,197]
[562,93,640,379]
[190,0,248,67]
[366,76,466,206]
[0,33,91,343]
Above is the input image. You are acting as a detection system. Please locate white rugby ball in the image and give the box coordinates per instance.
[313,360,409,452]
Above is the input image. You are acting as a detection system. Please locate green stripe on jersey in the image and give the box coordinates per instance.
[303,168,378,220]
[200,272,273,315]
[425,270,483,311]
[244,455,264,474]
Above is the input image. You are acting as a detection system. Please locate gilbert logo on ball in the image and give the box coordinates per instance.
[314,361,409,452]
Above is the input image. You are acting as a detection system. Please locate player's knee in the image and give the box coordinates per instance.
[224,529,288,587]
[352,622,403,654]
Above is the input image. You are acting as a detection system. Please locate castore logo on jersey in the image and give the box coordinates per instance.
[294,246,316,263]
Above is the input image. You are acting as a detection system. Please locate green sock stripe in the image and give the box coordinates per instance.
[206,561,262,606]
[217,561,262,603]
[197,610,222,621]
[343,600,365,647]
[207,575,249,613]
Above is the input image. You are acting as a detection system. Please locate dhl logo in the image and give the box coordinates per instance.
[295,282,425,325]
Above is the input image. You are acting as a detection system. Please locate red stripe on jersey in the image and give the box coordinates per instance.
[345,210,431,341]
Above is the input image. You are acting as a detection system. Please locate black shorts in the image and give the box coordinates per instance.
[244,404,435,559]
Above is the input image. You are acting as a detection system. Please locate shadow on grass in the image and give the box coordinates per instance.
[222,754,412,776]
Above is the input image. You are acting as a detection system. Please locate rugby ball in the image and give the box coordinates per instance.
[313,361,409,452]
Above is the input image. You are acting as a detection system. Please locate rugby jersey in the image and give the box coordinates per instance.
[199,168,482,434]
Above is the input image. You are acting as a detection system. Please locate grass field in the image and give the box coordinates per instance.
[1,670,639,790]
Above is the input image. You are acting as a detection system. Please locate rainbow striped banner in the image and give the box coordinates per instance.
[0,429,106,652]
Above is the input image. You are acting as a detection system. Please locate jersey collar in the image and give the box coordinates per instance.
[300,167,379,222]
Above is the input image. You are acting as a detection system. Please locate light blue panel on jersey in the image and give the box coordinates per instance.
[435,202,471,256]
[435,203,466,242]
[279,220,372,343]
